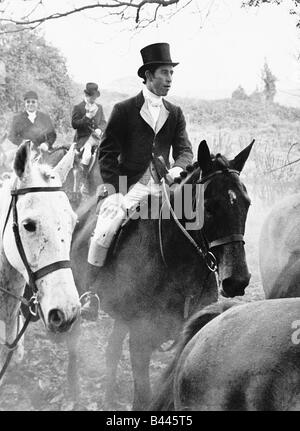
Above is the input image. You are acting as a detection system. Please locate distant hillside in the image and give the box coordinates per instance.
[96,86,300,131]
[105,76,141,98]
[169,96,300,130]
[71,81,300,164]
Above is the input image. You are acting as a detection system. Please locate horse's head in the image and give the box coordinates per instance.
[2,141,80,333]
[197,139,253,297]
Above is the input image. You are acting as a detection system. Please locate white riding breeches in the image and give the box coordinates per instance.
[81,135,97,166]
[87,172,161,267]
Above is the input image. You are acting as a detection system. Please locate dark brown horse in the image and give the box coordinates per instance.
[70,139,253,410]
[151,297,300,411]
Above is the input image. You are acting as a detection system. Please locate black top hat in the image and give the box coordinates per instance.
[137,43,179,78]
[84,82,100,97]
[23,90,38,100]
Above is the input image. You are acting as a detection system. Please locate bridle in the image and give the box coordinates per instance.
[2,185,72,310]
[199,169,245,249]
[0,184,72,380]
[159,167,245,272]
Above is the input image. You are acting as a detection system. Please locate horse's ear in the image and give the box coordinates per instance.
[197,140,213,173]
[230,139,255,173]
[53,143,76,184]
[14,140,32,179]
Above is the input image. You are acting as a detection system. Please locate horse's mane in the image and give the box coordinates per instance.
[36,163,56,183]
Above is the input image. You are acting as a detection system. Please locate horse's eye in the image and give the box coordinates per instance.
[23,221,36,232]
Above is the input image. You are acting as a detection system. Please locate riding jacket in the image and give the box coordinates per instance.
[72,101,107,149]
[99,91,193,193]
[8,111,57,148]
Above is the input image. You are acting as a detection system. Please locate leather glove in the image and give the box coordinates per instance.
[168,166,183,180]
[100,193,125,219]
[39,142,49,152]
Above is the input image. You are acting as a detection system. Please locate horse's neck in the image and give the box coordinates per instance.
[0,241,24,367]
[158,184,204,262]
[0,241,24,320]
[0,177,26,316]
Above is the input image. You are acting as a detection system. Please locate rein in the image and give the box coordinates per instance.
[159,167,245,323]
[0,184,72,381]
[160,179,217,272]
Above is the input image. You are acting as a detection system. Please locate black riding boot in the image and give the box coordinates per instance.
[80,263,101,321]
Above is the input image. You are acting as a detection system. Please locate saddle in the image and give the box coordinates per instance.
[105,193,161,263]
[99,156,172,263]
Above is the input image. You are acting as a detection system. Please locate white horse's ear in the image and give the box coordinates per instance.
[53,143,76,184]
[13,140,32,179]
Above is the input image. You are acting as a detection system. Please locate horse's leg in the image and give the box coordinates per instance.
[129,323,153,411]
[104,319,128,407]
[66,318,81,405]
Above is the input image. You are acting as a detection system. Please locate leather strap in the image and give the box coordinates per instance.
[34,260,71,280]
[208,234,245,249]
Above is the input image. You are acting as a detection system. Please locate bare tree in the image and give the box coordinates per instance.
[0,0,195,32]
[261,61,277,102]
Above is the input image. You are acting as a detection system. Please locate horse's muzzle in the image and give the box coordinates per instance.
[221,273,251,298]
[48,308,78,333]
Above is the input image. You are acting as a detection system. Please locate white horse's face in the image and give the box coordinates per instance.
[2,142,80,333]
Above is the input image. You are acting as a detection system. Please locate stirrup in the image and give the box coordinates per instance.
[79,291,100,306]
[80,292,101,321]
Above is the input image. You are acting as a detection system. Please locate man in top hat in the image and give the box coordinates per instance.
[71,82,107,194]
[8,90,57,149]
[81,42,193,321]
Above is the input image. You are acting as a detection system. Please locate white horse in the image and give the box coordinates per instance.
[0,140,81,400]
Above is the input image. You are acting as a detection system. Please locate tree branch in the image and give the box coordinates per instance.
[0,0,181,26]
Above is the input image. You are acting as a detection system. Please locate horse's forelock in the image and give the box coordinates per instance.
[33,163,59,185]
[39,165,53,183]
[213,154,230,170]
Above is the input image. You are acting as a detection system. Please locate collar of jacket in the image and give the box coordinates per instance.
[135,91,170,133]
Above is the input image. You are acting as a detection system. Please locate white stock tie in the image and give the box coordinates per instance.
[147,98,162,108]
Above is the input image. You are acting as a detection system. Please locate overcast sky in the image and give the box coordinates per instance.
[6,0,300,105]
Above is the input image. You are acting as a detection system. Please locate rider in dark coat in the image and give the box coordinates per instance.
[81,43,193,321]
[71,83,106,150]
[8,90,56,149]
[71,82,107,193]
